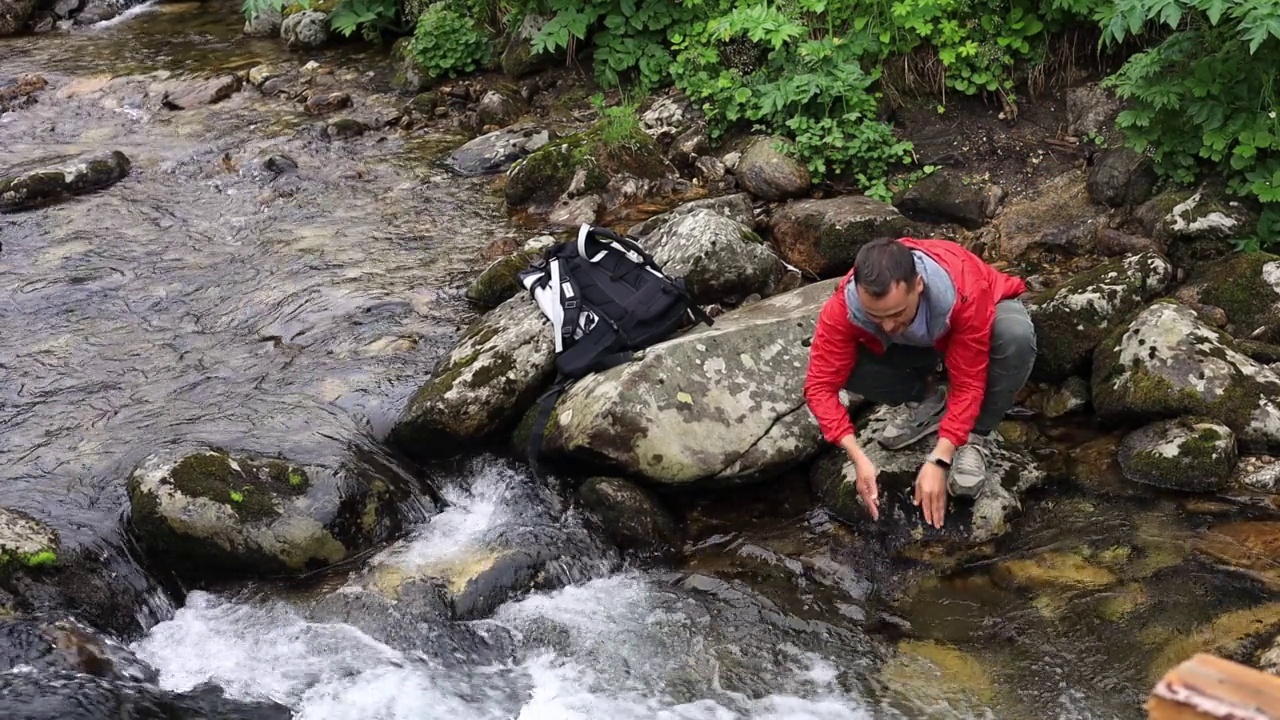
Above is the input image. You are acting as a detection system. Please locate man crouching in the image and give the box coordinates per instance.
[803,237,1037,529]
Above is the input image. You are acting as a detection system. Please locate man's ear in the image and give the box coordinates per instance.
[913,275,924,294]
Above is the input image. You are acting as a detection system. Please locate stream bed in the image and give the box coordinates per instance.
[2,4,1272,718]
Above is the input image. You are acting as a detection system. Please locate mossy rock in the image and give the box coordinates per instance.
[1117,417,1237,492]
[1135,189,1259,267]
[0,508,59,571]
[578,477,682,559]
[127,449,405,580]
[1184,251,1280,343]
[504,121,669,209]
[1028,251,1174,383]
[1091,300,1280,453]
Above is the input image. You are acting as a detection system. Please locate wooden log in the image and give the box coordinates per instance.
[1148,653,1280,719]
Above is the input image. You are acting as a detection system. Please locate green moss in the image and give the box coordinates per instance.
[505,120,667,208]
[464,350,517,392]
[466,253,536,308]
[168,452,308,523]
[1194,252,1280,340]
[1123,418,1230,487]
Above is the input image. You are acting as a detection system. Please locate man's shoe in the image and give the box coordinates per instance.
[878,385,948,450]
[948,433,989,498]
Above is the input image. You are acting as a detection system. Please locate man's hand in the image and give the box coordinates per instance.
[840,435,879,521]
[914,462,947,529]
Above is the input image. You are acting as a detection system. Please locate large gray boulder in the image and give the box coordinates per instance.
[1117,417,1237,492]
[1135,190,1259,267]
[769,195,910,278]
[811,405,1045,548]
[644,209,782,304]
[734,135,811,201]
[1092,300,1280,453]
[446,125,552,177]
[128,449,406,578]
[1028,251,1175,382]
[536,279,839,485]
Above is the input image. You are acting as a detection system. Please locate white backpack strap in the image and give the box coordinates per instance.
[578,223,616,263]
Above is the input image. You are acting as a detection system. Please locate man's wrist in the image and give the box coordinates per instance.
[930,437,956,463]
[839,434,867,464]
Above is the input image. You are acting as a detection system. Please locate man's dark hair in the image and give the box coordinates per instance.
[854,238,917,298]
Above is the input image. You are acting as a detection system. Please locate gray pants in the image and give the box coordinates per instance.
[845,299,1037,436]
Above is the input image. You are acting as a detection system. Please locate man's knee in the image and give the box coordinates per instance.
[990,301,1037,368]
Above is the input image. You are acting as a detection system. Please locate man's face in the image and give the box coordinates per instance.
[858,277,924,335]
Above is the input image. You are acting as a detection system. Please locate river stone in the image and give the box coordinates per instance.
[735,136,811,201]
[0,507,58,569]
[644,209,782,305]
[446,125,552,177]
[578,476,682,559]
[1092,300,1280,453]
[1195,521,1280,592]
[628,192,755,237]
[390,294,555,454]
[476,89,524,128]
[768,195,910,278]
[0,73,46,114]
[0,616,157,682]
[1135,190,1258,266]
[988,169,1104,262]
[0,150,131,212]
[465,234,554,308]
[1027,251,1175,382]
[0,0,35,36]
[127,449,403,579]
[1025,376,1091,418]
[160,74,243,110]
[1087,148,1157,208]
[1231,456,1280,493]
[538,279,838,485]
[810,405,1045,548]
[504,124,668,210]
[893,169,993,229]
[243,4,281,36]
[1117,417,1238,492]
[281,9,328,48]
[1178,252,1280,343]
[0,670,293,720]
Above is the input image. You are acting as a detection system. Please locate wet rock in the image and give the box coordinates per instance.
[499,12,560,78]
[303,91,351,115]
[0,670,293,720]
[1148,602,1280,681]
[322,118,368,140]
[73,0,129,24]
[390,295,555,455]
[1066,83,1124,138]
[1092,301,1280,452]
[1095,228,1161,257]
[465,234,554,308]
[988,169,1104,262]
[643,209,783,305]
[1067,434,1142,497]
[1027,251,1175,382]
[734,136,811,201]
[446,124,552,176]
[547,193,601,227]
[1118,417,1237,492]
[0,0,36,36]
[51,0,79,18]
[280,9,328,48]
[476,89,524,128]
[1194,521,1280,592]
[670,126,710,169]
[251,153,298,180]
[1087,147,1157,207]
[1135,189,1259,266]
[695,155,726,183]
[1024,376,1091,418]
[811,405,1045,548]
[768,195,910,278]
[127,448,405,579]
[877,639,997,717]
[893,169,994,229]
[538,279,837,485]
[992,550,1118,592]
[0,507,58,569]
[243,4,281,36]
[629,192,755,237]
[1178,252,1280,343]
[0,616,157,682]
[0,150,131,213]
[0,73,46,113]
[246,62,293,89]
[505,122,670,212]
[160,74,243,110]
[1232,456,1280,493]
[578,476,682,559]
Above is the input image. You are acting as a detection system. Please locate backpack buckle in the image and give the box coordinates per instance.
[564,299,578,309]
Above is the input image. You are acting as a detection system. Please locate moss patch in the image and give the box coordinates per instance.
[1194,252,1280,341]
[169,452,309,522]
[505,120,668,208]
[1118,417,1233,490]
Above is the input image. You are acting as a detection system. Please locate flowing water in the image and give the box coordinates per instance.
[3,4,1274,719]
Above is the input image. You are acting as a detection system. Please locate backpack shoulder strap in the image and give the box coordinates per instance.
[527,374,570,483]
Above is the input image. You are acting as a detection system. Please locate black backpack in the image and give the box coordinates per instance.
[518,223,713,477]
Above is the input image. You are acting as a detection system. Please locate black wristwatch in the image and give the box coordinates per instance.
[926,455,951,470]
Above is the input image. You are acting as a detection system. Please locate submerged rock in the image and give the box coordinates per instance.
[446,125,552,176]
[1117,417,1237,492]
[643,208,782,305]
[128,449,405,579]
[0,151,131,213]
[536,279,836,485]
[734,136,811,201]
[1178,251,1280,343]
[768,195,910,278]
[578,476,682,559]
[0,616,157,682]
[1027,251,1174,382]
[1024,376,1091,418]
[1194,521,1280,592]
[0,73,47,113]
[0,670,292,720]
[991,550,1118,592]
[1092,301,1280,452]
[160,75,243,110]
[811,405,1045,548]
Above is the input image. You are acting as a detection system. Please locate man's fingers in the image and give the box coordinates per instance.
[912,479,921,506]
[932,491,946,529]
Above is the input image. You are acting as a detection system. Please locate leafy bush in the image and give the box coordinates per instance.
[407,3,495,79]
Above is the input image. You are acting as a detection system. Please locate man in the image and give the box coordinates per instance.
[803,237,1036,529]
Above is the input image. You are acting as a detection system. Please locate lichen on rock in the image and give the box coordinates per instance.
[768,195,910,278]
[643,208,783,305]
[0,508,59,569]
[1117,417,1237,492]
[1181,251,1280,343]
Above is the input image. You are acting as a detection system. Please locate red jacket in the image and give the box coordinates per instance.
[803,238,1027,448]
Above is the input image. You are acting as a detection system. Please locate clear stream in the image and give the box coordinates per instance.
[1,4,1270,719]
